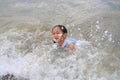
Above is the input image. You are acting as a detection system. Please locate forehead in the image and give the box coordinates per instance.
[52,27,62,32]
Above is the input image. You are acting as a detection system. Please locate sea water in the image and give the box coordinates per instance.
[0,0,120,80]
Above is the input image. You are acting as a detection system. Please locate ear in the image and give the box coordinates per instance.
[63,33,67,38]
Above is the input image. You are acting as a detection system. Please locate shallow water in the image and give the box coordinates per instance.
[0,0,120,80]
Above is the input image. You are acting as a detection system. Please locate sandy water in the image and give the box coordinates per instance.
[0,0,120,80]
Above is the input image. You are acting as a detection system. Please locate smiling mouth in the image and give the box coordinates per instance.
[53,38,57,42]
[53,37,60,43]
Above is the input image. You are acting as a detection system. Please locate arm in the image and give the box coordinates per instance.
[69,43,75,53]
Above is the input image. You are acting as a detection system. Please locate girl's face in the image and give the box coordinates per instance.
[52,27,66,45]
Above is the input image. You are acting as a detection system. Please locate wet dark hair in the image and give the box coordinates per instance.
[52,25,67,34]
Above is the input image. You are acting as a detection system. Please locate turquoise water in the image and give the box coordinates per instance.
[0,0,120,80]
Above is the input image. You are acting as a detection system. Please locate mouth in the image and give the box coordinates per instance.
[53,38,57,42]
[53,37,59,43]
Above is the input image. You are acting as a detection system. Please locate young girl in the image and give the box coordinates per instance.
[51,25,77,52]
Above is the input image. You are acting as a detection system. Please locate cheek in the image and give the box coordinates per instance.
[51,35,55,38]
[52,35,58,39]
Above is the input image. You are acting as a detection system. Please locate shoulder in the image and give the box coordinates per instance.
[62,38,77,48]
